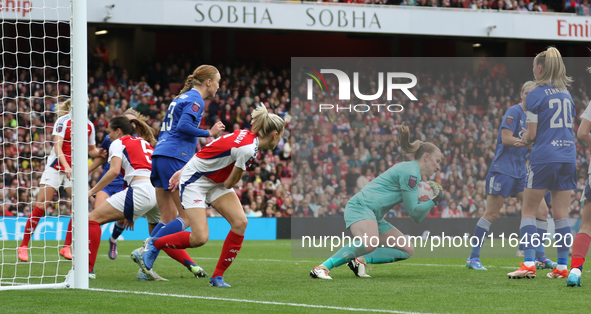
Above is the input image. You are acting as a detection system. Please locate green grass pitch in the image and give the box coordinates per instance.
[1,240,589,314]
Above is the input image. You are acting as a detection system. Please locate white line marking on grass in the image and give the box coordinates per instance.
[89,288,440,314]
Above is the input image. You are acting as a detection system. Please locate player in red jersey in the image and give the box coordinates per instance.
[18,100,102,262]
[86,116,162,276]
[133,105,285,287]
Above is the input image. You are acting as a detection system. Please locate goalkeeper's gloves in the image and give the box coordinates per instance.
[428,181,444,205]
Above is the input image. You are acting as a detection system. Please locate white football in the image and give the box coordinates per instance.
[418,181,434,203]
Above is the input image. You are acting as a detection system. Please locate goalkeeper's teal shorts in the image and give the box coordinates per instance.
[344,198,394,235]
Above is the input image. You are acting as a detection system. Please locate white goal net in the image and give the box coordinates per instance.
[0,0,87,290]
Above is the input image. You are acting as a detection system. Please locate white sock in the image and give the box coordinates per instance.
[557,265,567,271]
[571,268,582,276]
[109,237,116,242]
[524,261,535,267]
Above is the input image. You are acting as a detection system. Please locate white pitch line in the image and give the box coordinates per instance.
[88,288,440,314]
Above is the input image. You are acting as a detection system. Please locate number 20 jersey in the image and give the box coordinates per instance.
[526,83,576,165]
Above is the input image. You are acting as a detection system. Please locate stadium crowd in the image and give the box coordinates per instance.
[290,59,591,219]
[3,55,591,221]
[0,54,293,218]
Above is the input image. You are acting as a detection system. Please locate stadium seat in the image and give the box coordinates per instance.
[463,0,471,8]
[204,99,210,112]
[169,82,183,95]
[540,4,547,11]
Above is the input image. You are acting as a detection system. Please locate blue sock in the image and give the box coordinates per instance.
[535,219,548,260]
[555,219,571,266]
[150,222,165,237]
[469,218,492,259]
[111,221,124,241]
[154,217,186,238]
[520,218,537,262]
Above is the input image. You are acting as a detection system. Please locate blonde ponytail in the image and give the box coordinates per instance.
[534,47,573,89]
[251,104,285,137]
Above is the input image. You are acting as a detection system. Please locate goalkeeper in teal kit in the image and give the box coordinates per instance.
[310,125,444,280]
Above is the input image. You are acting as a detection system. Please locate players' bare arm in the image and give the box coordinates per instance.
[224,166,244,189]
[88,156,107,174]
[88,144,104,158]
[577,118,591,146]
[89,156,122,197]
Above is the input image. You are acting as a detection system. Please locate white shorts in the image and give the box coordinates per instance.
[179,173,234,209]
[107,179,160,224]
[40,167,72,190]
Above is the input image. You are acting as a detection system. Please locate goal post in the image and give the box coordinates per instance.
[69,0,89,290]
[0,0,87,291]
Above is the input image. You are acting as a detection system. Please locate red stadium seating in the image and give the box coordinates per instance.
[169,82,183,95]
[463,0,471,8]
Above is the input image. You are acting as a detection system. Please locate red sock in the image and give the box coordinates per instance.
[212,231,244,278]
[154,231,192,250]
[20,206,45,247]
[163,248,196,269]
[64,219,73,247]
[571,232,591,270]
[88,220,102,273]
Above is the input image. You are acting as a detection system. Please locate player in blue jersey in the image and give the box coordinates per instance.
[310,125,445,280]
[508,47,576,279]
[59,109,142,262]
[148,65,225,278]
[466,81,556,271]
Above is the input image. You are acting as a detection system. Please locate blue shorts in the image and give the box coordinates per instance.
[526,163,576,191]
[151,156,187,190]
[485,172,524,198]
[101,184,125,197]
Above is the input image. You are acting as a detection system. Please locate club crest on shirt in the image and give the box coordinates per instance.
[506,115,514,125]
[192,101,201,112]
[57,124,63,132]
[408,175,417,189]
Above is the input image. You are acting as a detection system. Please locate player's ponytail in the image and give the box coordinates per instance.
[130,118,157,147]
[109,116,156,147]
[251,104,285,138]
[534,47,573,89]
[57,99,71,117]
[398,125,440,160]
[176,65,219,98]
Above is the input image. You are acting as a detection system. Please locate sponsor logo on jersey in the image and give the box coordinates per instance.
[408,175,417,189]
[57,124,63,132]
